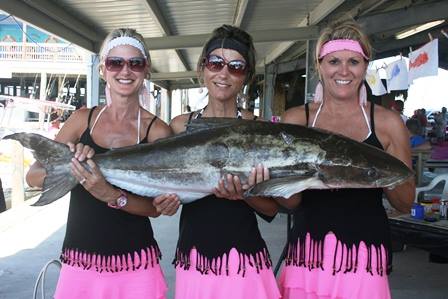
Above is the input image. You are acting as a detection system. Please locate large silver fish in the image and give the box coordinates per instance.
[3,118,413,206]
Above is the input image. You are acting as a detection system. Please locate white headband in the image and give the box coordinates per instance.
[102,36,147,58]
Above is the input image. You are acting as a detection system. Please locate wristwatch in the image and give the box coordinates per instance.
[108,189,128,209]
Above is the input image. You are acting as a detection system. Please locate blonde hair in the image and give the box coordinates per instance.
[99,28,151,79]
[315,20,372,76]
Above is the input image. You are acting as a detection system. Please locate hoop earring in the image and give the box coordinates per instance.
[313,81,323,103]
[359,82,367,106]
[105,83,112,106]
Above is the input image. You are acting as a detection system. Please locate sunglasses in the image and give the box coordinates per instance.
[105,56,147,72]
[204,54,247,76]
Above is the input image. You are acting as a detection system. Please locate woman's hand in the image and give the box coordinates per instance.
[152,194,181,216]
[213,164,269,200]
[69,142,118,203]
[67,142,95,162]
[242,164,270,191]
[71,158,119,203]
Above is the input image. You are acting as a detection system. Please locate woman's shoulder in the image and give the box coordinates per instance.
[373,103,404,127]
[70,106,93,120]
[282,104,308,125]
[170,112,194,134]
[63,106,93,129]
[240,109,258,120]
[140,110,172,141]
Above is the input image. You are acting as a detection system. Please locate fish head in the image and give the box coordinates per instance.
[317,138,414,189]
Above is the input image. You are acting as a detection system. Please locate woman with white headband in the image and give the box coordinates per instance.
[26,28,180,299]
[276,21,415,299]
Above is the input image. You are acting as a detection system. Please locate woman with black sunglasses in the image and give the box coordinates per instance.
[26,28,180,299]
[167,24,280,299]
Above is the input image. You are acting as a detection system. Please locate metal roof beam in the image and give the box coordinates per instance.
[170,82,200,90]
[151,66,265,81]
[21,0,103,42]
[233,0,250,28]
[0,0,100,52]
[142,0,191,73]
[372,27,448,56]
[151,71,198,81]
[260,0,346,66]
[359,1,448,35]
[144,26,319,50]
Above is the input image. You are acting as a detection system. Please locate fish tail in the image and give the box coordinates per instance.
[3,132,77,205]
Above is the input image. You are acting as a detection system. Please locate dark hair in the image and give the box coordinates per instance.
[394,100,404,112]
[197,24,256,85]
[406,118,422,136]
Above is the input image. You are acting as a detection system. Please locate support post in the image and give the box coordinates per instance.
[304,40,318,103]
[39,72,47,129]
[86,54,100,108]
[263,63,277,120]
[11,141,25,208]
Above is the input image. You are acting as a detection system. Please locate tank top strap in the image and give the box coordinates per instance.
[361,104,372,138]
[144,116,157,138]
[87,106,97,127]
[311,101,324,128]
[187,111,195,124]
[305,103,310,127]
[370,102,376,133]
[90,105,108,135]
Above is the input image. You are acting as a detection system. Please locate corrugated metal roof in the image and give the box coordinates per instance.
[58,0,163,37]
[160,0,238,35]
[1,0,447,89]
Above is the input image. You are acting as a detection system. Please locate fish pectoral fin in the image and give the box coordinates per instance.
[244,176,325,199]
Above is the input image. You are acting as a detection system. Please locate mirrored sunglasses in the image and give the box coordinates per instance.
[204,54,247,76]
[105,56,147,72]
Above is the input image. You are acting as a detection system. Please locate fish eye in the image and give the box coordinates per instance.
[367,168,378,178]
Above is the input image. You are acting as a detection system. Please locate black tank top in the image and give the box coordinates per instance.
[174,110,271,276]
[286,102,392,276]
[61,107,160,272]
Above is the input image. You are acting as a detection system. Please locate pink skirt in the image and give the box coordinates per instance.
[175,248,281,299]
[279,233,391,299]
[54,263,168,299]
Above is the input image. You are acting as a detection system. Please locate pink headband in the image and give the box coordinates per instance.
[319,39,369,60]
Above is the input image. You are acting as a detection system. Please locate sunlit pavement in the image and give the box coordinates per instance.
[0,195,447,299]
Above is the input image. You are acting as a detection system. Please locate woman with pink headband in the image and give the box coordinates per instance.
[276,21,415,299]
[27,28,180,299]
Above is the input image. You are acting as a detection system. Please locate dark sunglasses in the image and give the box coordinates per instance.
[105,56,147,72]
[204,54,247,76]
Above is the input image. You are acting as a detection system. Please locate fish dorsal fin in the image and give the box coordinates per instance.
[245,176,327,199]
[186,117,246,133]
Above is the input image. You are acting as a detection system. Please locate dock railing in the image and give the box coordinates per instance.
[0,42,85,63]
